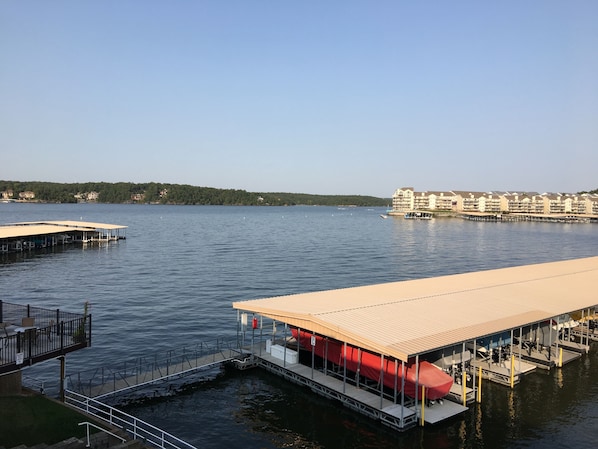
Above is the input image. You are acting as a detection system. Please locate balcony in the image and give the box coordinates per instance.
[0,301,91,375]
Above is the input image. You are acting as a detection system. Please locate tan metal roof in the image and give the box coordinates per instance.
[5,220,127,230]
[233,256,598,362]
[44,220,127,230]
[0,221,127,239]
[0,224,83,239]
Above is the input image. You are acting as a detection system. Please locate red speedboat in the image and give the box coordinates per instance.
[292,329,453,400]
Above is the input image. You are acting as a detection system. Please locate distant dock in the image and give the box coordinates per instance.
[459,212,598,223]
[0,220,127,253]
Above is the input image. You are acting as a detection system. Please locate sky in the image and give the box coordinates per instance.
[1,1,597,197]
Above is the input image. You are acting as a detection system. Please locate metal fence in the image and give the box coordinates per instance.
[0,300,90,374]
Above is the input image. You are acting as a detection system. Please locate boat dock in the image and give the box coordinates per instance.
[0,220,127,253]
[459,212,598,223]
[233,257,598,431]
[53,257,598,434]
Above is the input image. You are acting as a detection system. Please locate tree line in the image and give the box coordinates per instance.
[0,180,390,207]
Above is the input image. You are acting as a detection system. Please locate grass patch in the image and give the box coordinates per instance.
[0,394,93,447]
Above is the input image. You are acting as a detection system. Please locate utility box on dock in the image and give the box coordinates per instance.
[270,344,298,364]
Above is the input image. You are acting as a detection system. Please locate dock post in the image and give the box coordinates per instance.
[393,359,398,404]
[421,386,425,426]
[324,337,328,376]
[462,370,466,407]
[380,355,384,409]
[510,354,515,388]
[343,342,347,393]
[477,366,482,403]
[415,355,420,419]
[251,314,255,361]
[259,316,263,356]
[311,332,315,380]
[558,348,563,367]
[59,355,65,402]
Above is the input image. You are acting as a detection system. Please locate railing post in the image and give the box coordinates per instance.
[85,422,91,446]
[60,322,65,352]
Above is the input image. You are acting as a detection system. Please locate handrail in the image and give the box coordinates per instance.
[65,337,242,397]
[66,390,197,449]
[78,421,126,447]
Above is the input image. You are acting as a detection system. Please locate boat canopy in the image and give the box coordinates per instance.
[233,257,598,363]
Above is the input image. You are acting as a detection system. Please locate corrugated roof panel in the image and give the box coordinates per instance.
[0,225,83,239]
[233,257,598,362]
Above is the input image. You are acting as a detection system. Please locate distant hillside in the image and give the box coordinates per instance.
[0,180,390,207]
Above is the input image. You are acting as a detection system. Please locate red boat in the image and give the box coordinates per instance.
[292,329,454,400]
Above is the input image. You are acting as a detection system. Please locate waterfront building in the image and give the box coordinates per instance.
[391,187,416,212]
[426,191,454,210]
[453,191,483,212]
[479,192,502,213]
[391,187,598,217]
[586,193,598,214]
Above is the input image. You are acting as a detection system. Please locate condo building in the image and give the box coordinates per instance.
[391,187,598,216]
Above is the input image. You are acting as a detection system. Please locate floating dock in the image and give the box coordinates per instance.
[233,257,598,431]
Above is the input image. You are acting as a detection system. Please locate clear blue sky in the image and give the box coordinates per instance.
[1,1,597,197]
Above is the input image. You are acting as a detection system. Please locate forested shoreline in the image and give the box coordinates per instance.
[0,181,390,207]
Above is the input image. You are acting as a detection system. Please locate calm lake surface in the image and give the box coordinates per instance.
[1,203,597,448]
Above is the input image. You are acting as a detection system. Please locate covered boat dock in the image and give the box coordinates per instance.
[0,220,127,253]
[233,256,598,431]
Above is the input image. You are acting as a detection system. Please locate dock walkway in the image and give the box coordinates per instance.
[255,349,467,431]
[67,344,248,399]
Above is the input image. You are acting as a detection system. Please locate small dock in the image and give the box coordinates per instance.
[510,345,582,370]
[570,324,598,342]
[470,357,536,387]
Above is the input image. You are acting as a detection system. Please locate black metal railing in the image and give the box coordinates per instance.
[0,300,91,375]
[65,337,241,397]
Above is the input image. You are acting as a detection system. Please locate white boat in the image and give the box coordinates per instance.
[404,211,433,220]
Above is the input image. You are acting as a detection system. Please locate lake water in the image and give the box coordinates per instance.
[1,203,597,448]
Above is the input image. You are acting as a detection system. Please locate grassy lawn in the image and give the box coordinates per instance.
[0,393,94,447]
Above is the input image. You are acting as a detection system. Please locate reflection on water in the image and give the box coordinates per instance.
[1,203,598,449]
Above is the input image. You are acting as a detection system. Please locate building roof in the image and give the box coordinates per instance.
[233,256,598,362]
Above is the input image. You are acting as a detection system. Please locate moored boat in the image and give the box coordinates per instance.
[292,329,453,400]
[404,211,433,220]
